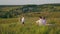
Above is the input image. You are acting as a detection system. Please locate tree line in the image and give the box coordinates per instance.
[0,4,60,18]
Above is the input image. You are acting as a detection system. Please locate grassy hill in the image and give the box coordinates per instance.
[0,4,60,34]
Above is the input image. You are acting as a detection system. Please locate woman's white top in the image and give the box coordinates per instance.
[36,19,43,25]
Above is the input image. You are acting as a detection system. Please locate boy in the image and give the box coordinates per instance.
[21,16,25,24]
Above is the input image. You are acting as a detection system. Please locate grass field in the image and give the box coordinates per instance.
[0,12,60,34]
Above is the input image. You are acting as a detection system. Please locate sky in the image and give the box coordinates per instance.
[0,0,60,5]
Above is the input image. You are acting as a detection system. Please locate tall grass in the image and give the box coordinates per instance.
[0,12,60,34]
[0,17,60,34]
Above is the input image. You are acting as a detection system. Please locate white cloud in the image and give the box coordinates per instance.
[0,0,60,5]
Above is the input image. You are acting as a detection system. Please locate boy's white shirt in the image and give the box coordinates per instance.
[21,17,24,22]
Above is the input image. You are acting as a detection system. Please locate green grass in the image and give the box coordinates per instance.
[0,17,60,34]
[0,12,60,34]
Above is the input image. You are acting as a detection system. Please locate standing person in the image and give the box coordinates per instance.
[36,16,43,26]
[42,17,46,25]
[21,16,25,24]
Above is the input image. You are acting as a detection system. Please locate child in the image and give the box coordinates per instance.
[21,16,25,24]
[42,17,46,25]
